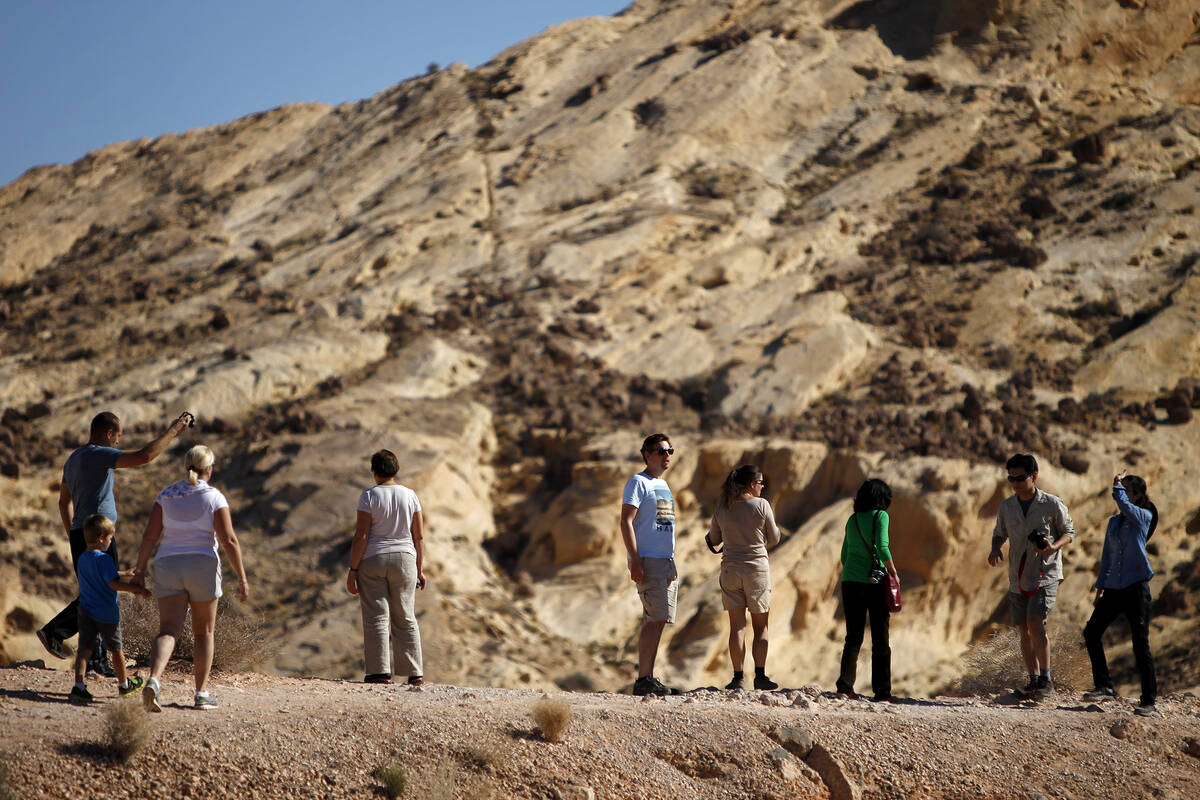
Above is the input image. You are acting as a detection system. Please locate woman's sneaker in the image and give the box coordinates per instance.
[364,674,393,684]
[406,676,424,686]
[194,692,219,710]
[725,675,744,690]
[118,677,144,697]
[142,678,162,713]
[1134,704,1158,717]
[1082,687,1118,702]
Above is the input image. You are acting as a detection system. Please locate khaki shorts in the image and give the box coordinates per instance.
[720,561,771,614]
[153,554,222,602]
[1008,583,1058,626]
[637,557,678,623]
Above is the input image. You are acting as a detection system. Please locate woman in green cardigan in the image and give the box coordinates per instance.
[836,478,899,701]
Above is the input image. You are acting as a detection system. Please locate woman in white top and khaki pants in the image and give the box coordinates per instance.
[346,449,426,685]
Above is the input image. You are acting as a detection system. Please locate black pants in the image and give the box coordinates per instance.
[40,529,119,667]
[837,580,891,698]
[1083,581,1156,706]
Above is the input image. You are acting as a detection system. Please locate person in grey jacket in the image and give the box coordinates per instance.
[987,453,1074,698]
[1082,471,1159,716]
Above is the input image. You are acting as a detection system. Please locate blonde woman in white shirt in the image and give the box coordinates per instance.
[345,449,426,685]
[132,445,249,711]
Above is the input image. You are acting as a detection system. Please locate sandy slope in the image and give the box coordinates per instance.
[1,662,1198,800]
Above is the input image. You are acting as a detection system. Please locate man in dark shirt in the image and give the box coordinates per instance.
[37,410,192,673]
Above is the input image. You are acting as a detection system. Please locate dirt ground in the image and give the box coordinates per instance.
[1,661,1198,800]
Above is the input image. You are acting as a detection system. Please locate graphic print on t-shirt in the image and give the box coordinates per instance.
[655,488,675,528]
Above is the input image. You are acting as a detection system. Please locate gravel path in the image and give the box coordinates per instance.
[2,663,1198,800]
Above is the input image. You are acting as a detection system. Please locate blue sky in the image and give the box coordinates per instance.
[0,1,627,186]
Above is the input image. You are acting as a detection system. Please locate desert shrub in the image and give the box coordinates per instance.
[459,737,501,770]
[531,698,572,743]
[120,595,274,670]
[947,621,1091,696]
[421,755,457,800]
[104,699,150,763]
[376,761,408,799]
[0,750,13,800]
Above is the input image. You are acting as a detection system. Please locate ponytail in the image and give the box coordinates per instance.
[720,464,763,509]
[1122,475,1158,541]
[184,445,215,486]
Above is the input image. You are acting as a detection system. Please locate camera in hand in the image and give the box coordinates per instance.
[868,565,887,585]
[1027,529,1050,550]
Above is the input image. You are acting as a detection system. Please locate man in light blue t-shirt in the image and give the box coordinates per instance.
[619,432,679,696]
[37,410,192,672]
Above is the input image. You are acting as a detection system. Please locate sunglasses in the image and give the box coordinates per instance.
[1006,473,1032,482]
[648,448,674,456]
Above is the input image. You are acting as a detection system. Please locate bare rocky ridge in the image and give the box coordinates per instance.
[2,0,1200,707]
[1,663,1199,800]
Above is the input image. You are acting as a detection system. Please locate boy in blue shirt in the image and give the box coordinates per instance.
[69,515,150,704]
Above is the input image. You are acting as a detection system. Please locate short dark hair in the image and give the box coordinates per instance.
[370,449,399,479]
[1005,453,1038,475]
[640,433,670,454]
[853,478,892,512]
[90,412,120,438]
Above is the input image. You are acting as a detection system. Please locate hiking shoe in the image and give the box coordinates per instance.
[37,629,68,660]
[725,675,744,690]
[1015,678,1040,698]
[88,658,116,679]
[142,678,162,713]
[406,675,424,686]
[1134,704,1158,717]
[118,677,144,697]
[1034,676,1055,698]
[872,694,898,704]
[753,674,779,691]
[836,689,864,700]
[194,692,219,710]
[364,673,392,684]
[633,675,675,696]
[1082,687,1118,702]
[68,685,94,705]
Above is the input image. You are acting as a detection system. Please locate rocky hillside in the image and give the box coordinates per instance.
[2,0,1200,695]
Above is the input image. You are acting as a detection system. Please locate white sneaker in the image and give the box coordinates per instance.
[143,677,162,713]
[194,692,219,710]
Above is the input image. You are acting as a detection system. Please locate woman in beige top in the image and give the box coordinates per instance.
[706,464,781,690]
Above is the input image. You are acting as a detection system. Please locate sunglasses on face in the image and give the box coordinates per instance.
[648,448,674,456]
[1007,473,1032,482]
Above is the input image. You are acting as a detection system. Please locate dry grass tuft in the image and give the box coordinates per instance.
[459,736,502,770]
[947,621,1091,696]
[376,761,408,799]
[104,699,150,763]
[532,697,572,743]
[119,595,275,670]
[424,755,457,800]
[0,750,13,800]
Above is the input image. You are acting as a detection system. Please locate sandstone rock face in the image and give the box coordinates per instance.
[2,0,1200,695]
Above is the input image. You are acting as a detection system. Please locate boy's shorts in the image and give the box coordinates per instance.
[637,557,678,623]
[77,607,122,652]
[1009,583,1058,626]
[153,554,222,601]
[719,561,771,613]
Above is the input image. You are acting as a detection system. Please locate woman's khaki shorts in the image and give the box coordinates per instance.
[719,561,771,614]
[153,554,222,601]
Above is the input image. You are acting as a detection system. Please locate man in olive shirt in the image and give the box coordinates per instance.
[987,453,1074,698]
